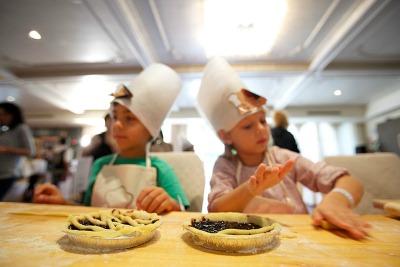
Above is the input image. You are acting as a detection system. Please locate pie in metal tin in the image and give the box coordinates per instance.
[64,209,161,251]
[183,212,281,253]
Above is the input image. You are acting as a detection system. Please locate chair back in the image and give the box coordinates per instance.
[151,152,205,212]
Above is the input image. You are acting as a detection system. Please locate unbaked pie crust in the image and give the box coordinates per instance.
[183,212,280,253]
[64,209,161,250]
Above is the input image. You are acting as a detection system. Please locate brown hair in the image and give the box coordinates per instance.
[273,110,289,129]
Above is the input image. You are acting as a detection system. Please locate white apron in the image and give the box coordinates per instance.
[235,151,295,207]
[91,153,156,208]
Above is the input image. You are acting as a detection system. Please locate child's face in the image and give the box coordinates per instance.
[111,103,152,154]
[221,111,269,155]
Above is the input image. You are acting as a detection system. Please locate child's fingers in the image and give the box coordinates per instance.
[312,210,323,226]
[279,159,294,178]
[259,166,273,182]
[255,164,266,179]
[137,187,163,211]
[319,212,367,239]
[155,200,172,214]
[136,186,156,206]
[147,193,169,213]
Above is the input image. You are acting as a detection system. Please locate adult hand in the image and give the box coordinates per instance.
[247,159,294,196]
[136,186,178,214]
[33,183,66,205]
[312,193,370,239]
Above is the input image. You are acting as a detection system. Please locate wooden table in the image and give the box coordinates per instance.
[0,202,399,266]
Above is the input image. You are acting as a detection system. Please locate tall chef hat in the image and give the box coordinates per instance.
[197,57,267,132]
[111,63,181,138]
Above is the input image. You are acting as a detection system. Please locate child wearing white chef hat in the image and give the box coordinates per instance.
[34,64,189,214]
[197,57,369,239]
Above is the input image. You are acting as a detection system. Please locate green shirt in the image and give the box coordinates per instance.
[83,154,189,208]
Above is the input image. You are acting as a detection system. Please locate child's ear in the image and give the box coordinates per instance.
[217,130,232,145]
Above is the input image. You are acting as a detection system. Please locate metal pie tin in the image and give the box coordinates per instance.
[183,213,281,253]
[65,229,158,251]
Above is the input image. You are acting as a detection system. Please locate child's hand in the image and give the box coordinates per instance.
[136,186,178,214]
[33,183,66,205]
[247,159,294,196]
[312,193,370,239]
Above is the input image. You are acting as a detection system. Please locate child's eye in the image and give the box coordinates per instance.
[125,116,135,123]
[243,124,252,130]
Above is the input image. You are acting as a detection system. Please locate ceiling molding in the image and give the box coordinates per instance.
[11,64,143,78]
[0,68,83,114]
[274,0,391,109]
[172,63,308,75]
[148,0,171,52]
[309,0,390,72]
[107,0,157,67]
[326,62,400,71]
[289,0,341,56]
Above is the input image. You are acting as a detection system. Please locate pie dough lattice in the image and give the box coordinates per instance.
[68,209,159,232]
[64,209,161,251]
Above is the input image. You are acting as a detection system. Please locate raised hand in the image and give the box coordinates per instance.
[247,159,294,196]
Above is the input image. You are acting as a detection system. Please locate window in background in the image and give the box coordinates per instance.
[319,122,339,156]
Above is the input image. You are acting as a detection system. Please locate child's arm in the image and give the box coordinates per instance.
[312,175,370,239]
[209,159,294,212]
[136,186,181,214]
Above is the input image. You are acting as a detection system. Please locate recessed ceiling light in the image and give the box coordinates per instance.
[29,30,41,40]
[334,89,342,96]
[6,96,15,102]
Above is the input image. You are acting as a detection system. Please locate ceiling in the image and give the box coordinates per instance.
[0,0,399,127]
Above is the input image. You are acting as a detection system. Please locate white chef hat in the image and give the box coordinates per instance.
[197,57,267,132]
[111,63,181,138]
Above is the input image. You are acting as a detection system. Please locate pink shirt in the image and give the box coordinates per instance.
[208,146,349,213]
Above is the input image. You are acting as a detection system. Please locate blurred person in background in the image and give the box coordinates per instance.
[271,110,300,153]
[50,137,73,186]
[0,102,35,200]
[82,113,116,161]
[150,130,173,152]
[22,141,48,202]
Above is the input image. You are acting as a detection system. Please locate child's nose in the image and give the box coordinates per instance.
[256,122,266,132]
[112,120,123,129]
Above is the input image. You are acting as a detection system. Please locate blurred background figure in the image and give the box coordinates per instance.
[182,138,194,152]
[82,113,116,161]
[0,102,35,200]
[22,141,49,202]
[150,130,173,152]
[271,110,300,153]
[49,137,73,186]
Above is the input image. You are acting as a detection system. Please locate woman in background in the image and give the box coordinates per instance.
[0,102,35,200]
[271,110,300,153]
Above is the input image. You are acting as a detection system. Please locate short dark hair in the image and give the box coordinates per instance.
[0,102,25,129]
